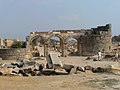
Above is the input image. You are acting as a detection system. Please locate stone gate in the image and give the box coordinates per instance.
[27,24,112,57]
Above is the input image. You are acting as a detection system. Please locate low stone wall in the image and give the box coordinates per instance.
[0,48,32,60]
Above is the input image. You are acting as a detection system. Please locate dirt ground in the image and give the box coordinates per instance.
[0,56,120,90]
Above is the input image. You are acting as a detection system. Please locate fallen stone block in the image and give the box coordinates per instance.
[46,51,63,69]
[37,71,42,76]
[0,68,13,75]
[46,55,53,69]
[92,67,105,73]
[55,69,68,75]
[12,67,20,74]
[4,63,17,68]
[38,64,44,71]
[63,64,74,73]
[84,65,93,70]
[19,69,31,76]
[77,66,85,72]
[11,62,24,68]
[23,60,36,67]
[34,63,44,71]
[46,63,53,69]
[20,66,34,73]
[69,67,77,74]
[17,66,35,76]
[42,68,55,75]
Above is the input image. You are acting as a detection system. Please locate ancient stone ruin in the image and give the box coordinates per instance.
[27,24,112,57]
[0,24,112,60]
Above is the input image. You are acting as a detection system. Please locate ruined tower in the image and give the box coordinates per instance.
[80,24,112,55]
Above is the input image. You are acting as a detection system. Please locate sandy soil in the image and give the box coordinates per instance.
[0,56,120,90]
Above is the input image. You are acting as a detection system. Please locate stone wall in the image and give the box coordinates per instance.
[80,36,94,56]
[80,24,112,56]
[0,48,32,60]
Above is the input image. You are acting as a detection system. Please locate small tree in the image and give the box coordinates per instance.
[11,41,22,48]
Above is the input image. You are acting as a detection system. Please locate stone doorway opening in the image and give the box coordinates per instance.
[47,35,64,56]
[31,36,45,57]
[66,38,79,56]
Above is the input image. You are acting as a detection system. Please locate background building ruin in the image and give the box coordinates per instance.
[27,24,112,57]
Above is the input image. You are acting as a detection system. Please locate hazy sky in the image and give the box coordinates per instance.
[0,0,120,40]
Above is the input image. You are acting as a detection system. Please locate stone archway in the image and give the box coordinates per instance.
[30,35,45,46]
[27,24,112,57]
[29,35,46,57]
[66,36,81,56]
[46,34,65,57]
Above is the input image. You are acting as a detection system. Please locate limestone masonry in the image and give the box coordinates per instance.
[27,24,112,57]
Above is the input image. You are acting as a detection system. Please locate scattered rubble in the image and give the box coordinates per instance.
[0,52,87,76]
[0,51,120,76]
[0,59,44,76]
[0,59,120,76]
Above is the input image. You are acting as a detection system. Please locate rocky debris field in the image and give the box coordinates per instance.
[0,56,120,90]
